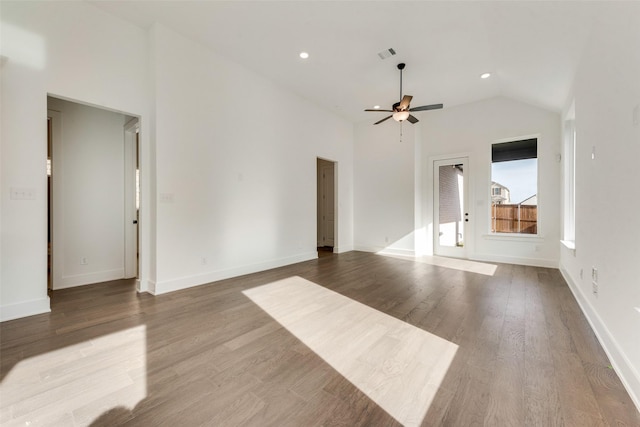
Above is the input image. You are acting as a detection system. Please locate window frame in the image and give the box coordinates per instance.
[488,134,540,237]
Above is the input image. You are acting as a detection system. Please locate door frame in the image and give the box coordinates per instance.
[124,117,139,279]
[48,109,63,289]
[316,157,337,251]
[47,94,146,293]
[432,155,471,259]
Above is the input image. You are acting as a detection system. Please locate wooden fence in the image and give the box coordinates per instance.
[491,204,537,234]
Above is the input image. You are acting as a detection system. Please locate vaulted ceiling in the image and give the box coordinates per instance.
[89,1,623,123]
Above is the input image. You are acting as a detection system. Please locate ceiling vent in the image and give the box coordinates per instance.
[377,48,396,60]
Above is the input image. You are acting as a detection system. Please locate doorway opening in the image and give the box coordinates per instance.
[124,117,140,280]
[47,96,141,291]
[317,158,336,256]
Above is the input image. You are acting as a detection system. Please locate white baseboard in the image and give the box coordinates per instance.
[353,244,379,253]
[377,247,416,257]
[560,267,640,412]
[471,253,558,268]
[353,245,415,257]
[147,280,158,295]
[356,246,556,268]
[153,252,318,295]
[56,268,125,290]
[0,296,51,322]
[333,245,353,254]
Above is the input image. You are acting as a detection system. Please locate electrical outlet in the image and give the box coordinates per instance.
[80,257,88,265]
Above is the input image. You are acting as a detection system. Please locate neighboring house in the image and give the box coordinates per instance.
[519,194,537,205]
[491,181,511,204]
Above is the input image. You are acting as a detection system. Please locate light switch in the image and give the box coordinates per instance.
[10,187,36,200]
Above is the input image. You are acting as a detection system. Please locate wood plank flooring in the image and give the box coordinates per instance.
[1,251,639,426]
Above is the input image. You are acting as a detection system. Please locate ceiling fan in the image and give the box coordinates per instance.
[365,63,443,125]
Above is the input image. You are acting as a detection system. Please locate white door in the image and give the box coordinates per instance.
[434,157,469,258]
[323,163,335,247]
[124,118,138,278]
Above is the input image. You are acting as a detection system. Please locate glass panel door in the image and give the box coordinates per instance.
[434,157,468,258]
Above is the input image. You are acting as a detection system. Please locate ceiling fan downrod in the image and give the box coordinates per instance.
[398,63,405,103]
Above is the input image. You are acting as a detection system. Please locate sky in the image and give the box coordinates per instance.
[491,158,537,204]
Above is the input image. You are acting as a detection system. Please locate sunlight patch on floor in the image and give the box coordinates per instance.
[378,253,498,276]
[243,276,458,427]
[0,325,146,426]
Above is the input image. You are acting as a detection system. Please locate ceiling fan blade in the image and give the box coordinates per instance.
[374,115,393,125]
[409,103,443,112]
[364,109,393,112]
[399,95,413,110]
[407,114,419,124]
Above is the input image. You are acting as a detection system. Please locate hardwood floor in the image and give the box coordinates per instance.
[1,251,638,426]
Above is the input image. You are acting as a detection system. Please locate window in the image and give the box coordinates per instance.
[490,138,538,234]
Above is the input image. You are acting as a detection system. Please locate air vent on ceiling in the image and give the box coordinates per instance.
[377,48,396,60]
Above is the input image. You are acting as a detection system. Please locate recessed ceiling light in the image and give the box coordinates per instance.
[299,52,309,59]
[481,72,491,79]
[373,105,380,109]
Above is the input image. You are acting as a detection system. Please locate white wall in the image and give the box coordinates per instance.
[1,2,355,317]
[354,97,561,266]
[1,1,150,320]
[354,122,416,255]
[149,24,354,294]
[559,4,640,408]
[421,97,561,267]
[48,97,127,289]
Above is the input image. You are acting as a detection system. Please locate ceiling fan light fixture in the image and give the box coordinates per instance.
[393,111,410,122]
